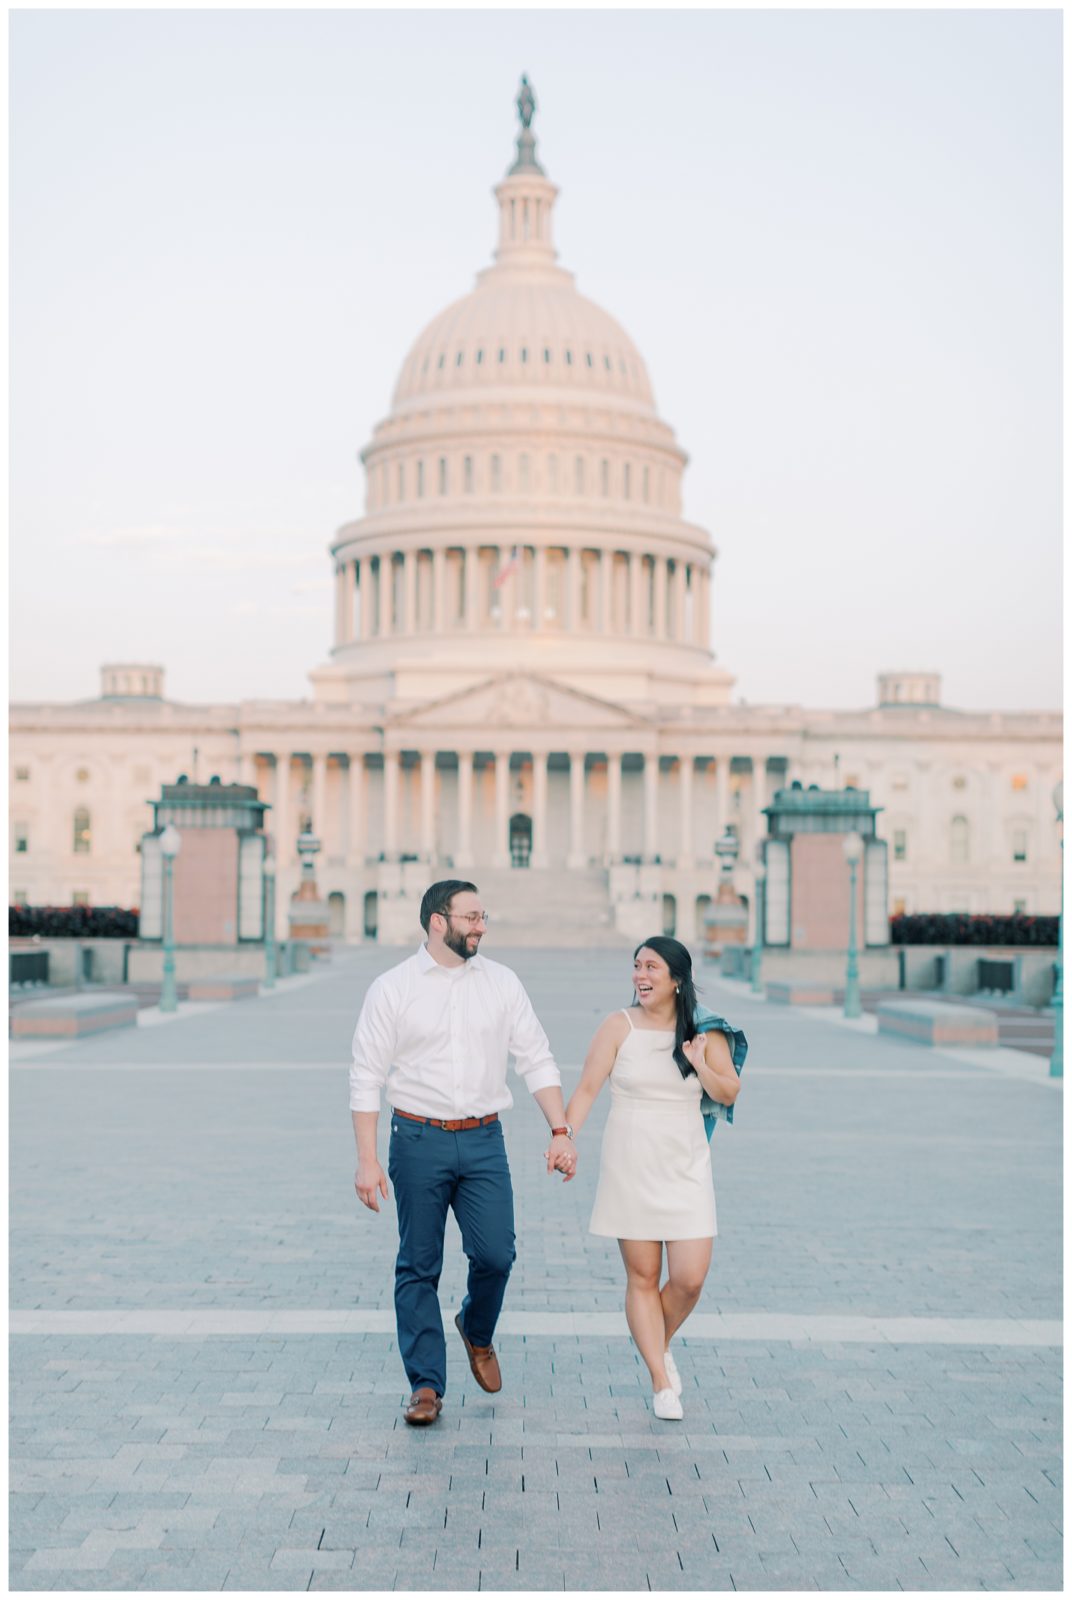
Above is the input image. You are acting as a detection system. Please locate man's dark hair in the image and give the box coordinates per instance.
[420,879,479,933]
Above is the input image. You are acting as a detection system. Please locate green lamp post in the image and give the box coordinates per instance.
[750,860,766,994]
[1051,780,1063,1079]
[842,830,863,1020]
[159,822,181,1014]
[263,855,277,990]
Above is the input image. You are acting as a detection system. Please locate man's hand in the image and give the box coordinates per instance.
[355,1160,389,1212]
[544,1133,577,1182]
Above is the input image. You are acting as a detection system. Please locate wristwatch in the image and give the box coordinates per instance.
[550,1124,575,1141]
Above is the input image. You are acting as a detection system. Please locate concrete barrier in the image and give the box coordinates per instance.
[11,992,138,1039]
[187,975,261,1003]
[767,981,837,1006]
[877,1000,998,1047]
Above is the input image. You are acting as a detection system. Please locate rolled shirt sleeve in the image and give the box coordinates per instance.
[349,977,399,1113]
[506,976,561,1095]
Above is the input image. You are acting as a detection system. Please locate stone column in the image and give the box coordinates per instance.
[455,753,474,867]
[240,752,258,791]
[606,752,622,862]
[465,546,480,629]
[349,560,359,640]
[673,561,687,643]
[334,566,347,646]
[433,547,447,634]
[531,752,549,868]
[497,547,515,629]
[311,753,328,846]
[600,550,614,633]
[566,546,581,630]
[643,754,659,861]
[360,558,375,638]
[274,754,292,865]
[653,558,668,640]
[752,758,768,856]
[630,552,645,637]
[493,752,511,868]
[678,755,694,868]
[568,752,587,869]
[420,751,436,861]
[403,550,418,634]
[694,565,708,647]
[534,545,548,629]
[347,755,365,865]
[383,752,399,859]
[715,755,730,842]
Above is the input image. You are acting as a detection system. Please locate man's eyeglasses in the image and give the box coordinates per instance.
[446,910,490,927]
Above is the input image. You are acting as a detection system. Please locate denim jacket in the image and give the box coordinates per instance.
[689,1003,748,1142]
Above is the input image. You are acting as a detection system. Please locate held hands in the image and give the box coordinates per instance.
[544,1133,577,1182]
[355,1160,389,1213]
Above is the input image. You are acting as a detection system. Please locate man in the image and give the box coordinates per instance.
[350,879,577,1427]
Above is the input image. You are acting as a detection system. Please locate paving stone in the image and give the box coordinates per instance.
[9,954,1063,1592]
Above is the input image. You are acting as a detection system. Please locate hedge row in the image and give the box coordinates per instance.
[9,906,140,938]
[889,912,1059,947]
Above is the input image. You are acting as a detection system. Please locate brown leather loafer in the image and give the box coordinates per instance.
[454,1312,502,1393]
[403,1387,442,1426]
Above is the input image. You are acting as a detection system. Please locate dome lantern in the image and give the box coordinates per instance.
[492,75,559,276]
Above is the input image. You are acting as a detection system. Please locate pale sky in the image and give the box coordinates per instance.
[10,8,1062,712]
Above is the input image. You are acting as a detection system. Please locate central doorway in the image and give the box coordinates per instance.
[509,812,532,868]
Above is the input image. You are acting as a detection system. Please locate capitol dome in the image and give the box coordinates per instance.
[317,81,732,710]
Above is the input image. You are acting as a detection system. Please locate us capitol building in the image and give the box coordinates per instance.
[9,86,1061,945]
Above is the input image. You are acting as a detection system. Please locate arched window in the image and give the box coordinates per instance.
[416,460,425,498]
[642,465,650,503]
[437,353,445,370]
[490,454,502,493]
[600,459,610,497]
[463,456,474,493]
[543,347,552,364]
[475,348,484,366]
[438,457,448,495]
[397,462,405,500]
[950,815,969,865]
[623,463,631,500]
[73,807,91,855]
[565,349,573,366]
[498,347,506,364]
[455,350,464,367]
[574,456,585,495]
[520,346,529,364]
[585,352,594,368]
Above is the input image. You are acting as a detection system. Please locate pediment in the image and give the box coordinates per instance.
[391,673,650,734]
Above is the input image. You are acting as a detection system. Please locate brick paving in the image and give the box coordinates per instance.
[10,946,1063,1590]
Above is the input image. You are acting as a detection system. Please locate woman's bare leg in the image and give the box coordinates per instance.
[661,1237,713,1346]
[618,1238,670,1392]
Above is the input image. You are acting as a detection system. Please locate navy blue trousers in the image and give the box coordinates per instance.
[387,1112,516,1397]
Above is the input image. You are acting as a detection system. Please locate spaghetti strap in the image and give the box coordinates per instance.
[619,1007,636,1030]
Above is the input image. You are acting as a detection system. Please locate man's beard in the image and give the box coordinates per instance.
[444,925,480,961]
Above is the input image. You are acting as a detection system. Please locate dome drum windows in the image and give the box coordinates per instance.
[463,456,474,494]
[438,457,449,495]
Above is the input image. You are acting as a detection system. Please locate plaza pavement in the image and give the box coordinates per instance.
[9,944,1062,1592]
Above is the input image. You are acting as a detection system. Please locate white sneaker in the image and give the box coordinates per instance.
[664,1348,682,1397]
[653,1386,683,1421]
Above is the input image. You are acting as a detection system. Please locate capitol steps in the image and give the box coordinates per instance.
[470,866,632,948]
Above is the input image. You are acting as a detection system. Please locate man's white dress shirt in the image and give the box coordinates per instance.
[349,944,561,1118]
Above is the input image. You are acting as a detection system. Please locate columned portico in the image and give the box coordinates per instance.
[568,752,586,869]
[531,752,549,868]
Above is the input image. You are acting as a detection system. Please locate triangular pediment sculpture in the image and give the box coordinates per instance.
[391,672,651,733]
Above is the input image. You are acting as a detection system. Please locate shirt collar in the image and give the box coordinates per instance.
[415,941,480,978]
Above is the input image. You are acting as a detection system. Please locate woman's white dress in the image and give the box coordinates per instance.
[588,1009,717,1242]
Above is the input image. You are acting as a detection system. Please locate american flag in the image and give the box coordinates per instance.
[492,545,521,589]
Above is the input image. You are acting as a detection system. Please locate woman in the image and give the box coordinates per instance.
[563,936,746,1420]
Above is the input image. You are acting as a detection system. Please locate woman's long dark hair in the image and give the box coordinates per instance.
[632,936,699,1077]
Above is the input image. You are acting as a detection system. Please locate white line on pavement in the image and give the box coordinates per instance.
[8,1309,1062,1345]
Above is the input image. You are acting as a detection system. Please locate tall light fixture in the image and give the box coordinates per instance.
[842,831,864,1020]
[159,823,182,1014]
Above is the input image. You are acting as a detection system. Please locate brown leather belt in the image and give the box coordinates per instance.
[392,1107,499,1133]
